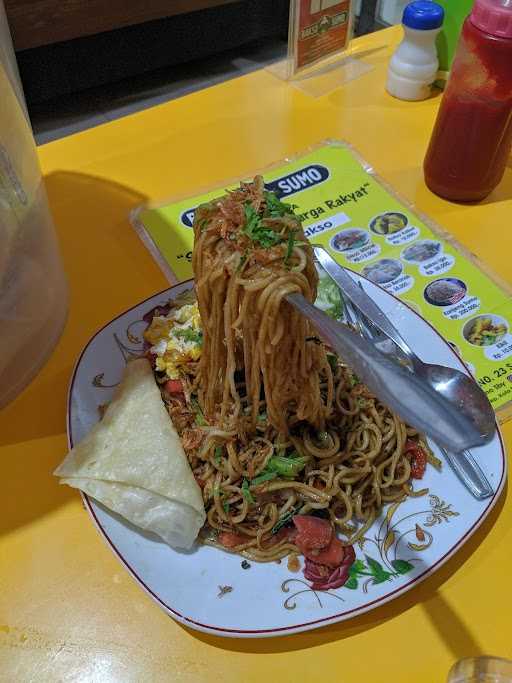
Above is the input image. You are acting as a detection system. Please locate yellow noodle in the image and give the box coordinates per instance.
[149,176,436,564]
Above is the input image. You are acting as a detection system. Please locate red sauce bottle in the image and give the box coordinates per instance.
[424,0,512,202]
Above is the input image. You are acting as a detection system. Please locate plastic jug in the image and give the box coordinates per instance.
[0,2,67,408]
[424,0,512,201]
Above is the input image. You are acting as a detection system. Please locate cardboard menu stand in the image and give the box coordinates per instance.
[290,0,353,76]
[270,0,371,98]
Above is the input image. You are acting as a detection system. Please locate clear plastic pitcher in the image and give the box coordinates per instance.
[447,656,512,683]
[0,2,67,408]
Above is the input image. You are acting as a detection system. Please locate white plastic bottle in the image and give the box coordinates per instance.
[386,1,444,101]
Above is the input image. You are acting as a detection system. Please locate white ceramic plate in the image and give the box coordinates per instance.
[67,275,506,638]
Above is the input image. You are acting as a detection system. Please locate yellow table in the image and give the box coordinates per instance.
[2,26,511,682]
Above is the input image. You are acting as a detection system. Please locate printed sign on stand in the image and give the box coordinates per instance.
[288,0,354,77]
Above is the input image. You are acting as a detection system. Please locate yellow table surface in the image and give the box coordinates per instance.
[2,26,511,682]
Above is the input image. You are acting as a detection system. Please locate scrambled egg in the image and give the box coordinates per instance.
[144,302,202,378]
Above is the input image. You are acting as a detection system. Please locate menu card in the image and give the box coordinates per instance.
[132,141,512,420]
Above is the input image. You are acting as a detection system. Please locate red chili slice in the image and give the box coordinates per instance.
[164,379,184,395]
[405,439,427,479]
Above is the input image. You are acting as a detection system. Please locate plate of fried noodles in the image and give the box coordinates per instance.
[67,177,505,637]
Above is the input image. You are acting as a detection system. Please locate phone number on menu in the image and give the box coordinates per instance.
[478,362,512,386]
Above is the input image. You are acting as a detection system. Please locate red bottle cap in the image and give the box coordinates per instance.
[471,0,512,38]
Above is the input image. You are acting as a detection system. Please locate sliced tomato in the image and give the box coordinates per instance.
[293,515,333,552]
[164,379,184,395]
[405,439,427,479]
[307,535,345,567]
[218,531,251,548]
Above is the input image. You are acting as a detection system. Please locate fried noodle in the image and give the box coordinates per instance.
[145,176,434,563]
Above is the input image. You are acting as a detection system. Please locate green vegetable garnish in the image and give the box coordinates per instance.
[214,485,230,510]
[192,399,207,426]
[350,374,360,386]
[264,190,295,218]
[251,471,278,486]
[327,353,338,371]
[271,506,299,535]
[214,446,223,466]
[267,452,308,478]
[236,253,248,272]
[285,229,297,265]
[257,411,267,423]
[241,479,255,503]
[315,274,343,320]
[243,203,261,235]
[174,328,203,345]
[243,203,283,248]
[194,203,213,231]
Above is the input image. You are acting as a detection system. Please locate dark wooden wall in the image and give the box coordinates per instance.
[5,0,239,50]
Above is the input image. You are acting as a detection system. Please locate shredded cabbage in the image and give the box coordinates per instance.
[315,272,343,320]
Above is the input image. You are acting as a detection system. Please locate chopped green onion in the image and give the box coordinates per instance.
[271,506,299,535]
[327,353,338,371]
[267,453,308,478]
[174,327,203,345]
[263,190,295,218]
[251,471,278,486]
[214,446,223,466]
[223,500,230,514]
[192,399,207,426]
[285,229,297,265]
[198,218,208,231]
[241,478,255,503]
[243,203,283,248]
[236,253,247,272]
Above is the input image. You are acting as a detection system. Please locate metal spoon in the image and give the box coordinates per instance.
[341,286,493,499]
[313,246,496,444]
[287,292,492,453]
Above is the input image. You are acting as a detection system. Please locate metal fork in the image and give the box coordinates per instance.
[341,281,494,500]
